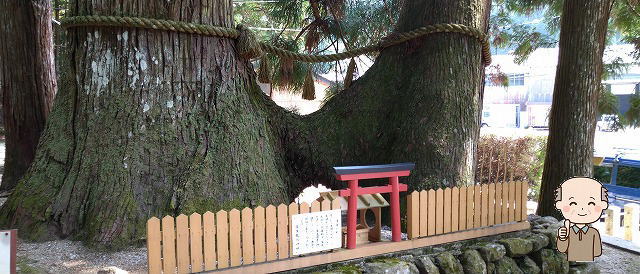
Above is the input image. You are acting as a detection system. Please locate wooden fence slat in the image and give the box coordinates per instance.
[311,201,321,212]
[605,205,621,237]
[331,199,341,210]
[146,218,162,274]
[495,183,502,225]
[509,181,516,222]
[277,204,289,259]
[466,186,474,230]
[474,185,481,228]
[459,186,467,231]
[321,200,331,211]
[190,213,204,272]
[288,203,298,254]
[481,184,488,227]
[502,182,509,223]
[419,190,428,237]
[176,214,190,274]
[254,207,266,263]
[624,203,640,242]
[625,204,640,241]
[229,209,242,267]
[300,202,310,214]
[162,216,177,274]
[488,184,495,226]
[443,188,452,233]
[451,187,459,232]
[407,191,420,239]
[436,188,444,235]
[520,182,528,220]
[216,211,230,269]
[265,205,278,261]
[203,212,216,270]
[515,182,522,222]
[407,191,419,239]
[428,189,436,236]
[242,208,255,265]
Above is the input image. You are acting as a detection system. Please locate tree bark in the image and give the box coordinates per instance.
[537,0,613,218]
[0,0,57,191]
[0,0,489,248]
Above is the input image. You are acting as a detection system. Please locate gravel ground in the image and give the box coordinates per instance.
[17,240,147,273]
[15,236,638,273]
[597,244,640,274]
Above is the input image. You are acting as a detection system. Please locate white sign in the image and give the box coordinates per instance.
[291,209,342,255]
[0,230,16,274]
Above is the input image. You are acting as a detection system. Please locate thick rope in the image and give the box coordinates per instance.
[61,15,491,65]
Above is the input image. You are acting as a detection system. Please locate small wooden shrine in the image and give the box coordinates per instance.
[317,191,389,247]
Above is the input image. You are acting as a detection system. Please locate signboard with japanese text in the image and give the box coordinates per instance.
[291,209,342,255]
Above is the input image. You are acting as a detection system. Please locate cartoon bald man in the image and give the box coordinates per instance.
[555,177,609,262]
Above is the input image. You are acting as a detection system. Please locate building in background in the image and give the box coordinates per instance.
[483,44,640,128]
[259,45,639,121]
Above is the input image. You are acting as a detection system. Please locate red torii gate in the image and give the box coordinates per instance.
[334,163,415,249]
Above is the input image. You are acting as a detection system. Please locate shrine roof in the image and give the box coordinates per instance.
[332,163,415,175]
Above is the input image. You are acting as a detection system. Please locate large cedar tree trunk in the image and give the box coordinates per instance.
[537,0,613,218]
[0,0,489,248]
[0,0,57,191]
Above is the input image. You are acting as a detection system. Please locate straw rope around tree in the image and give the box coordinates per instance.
[61,15,492,100]
[60,15,492,65]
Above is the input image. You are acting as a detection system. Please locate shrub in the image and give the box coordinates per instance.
[594,165,640,188]
[475,135,546,200]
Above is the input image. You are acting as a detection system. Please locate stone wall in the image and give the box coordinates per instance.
[284,215,600,274]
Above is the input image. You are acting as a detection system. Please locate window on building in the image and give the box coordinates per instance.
[509,74,525,86]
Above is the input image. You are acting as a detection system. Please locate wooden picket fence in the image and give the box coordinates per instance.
[406,181,528,239]
[147,199,340,274]
[592,202,640,245]
[147,181,529,273]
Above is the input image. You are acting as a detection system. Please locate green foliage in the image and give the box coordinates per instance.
[490,0,558,63]
[269,0,307,29]
[602,57,631,80]
[490,0,640,62]
[594,166,640,188]
[529,136,547,200]
[625,91,640,127]
[509,27,557,64]
[234,0,399,93]
[611,0,640,59]
[598,85,619,115]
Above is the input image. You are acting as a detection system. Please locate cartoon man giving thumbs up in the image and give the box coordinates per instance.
[555,177,609,262]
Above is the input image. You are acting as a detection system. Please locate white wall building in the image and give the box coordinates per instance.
[483,44,640,128]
